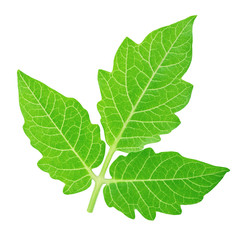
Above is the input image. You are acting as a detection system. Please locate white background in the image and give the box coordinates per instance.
[0,0,244,239]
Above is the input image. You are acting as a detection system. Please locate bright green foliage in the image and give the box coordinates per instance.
[18,71,105,194]
[104,148,229,220]
[18,16,229,220]
[98,16,195,153]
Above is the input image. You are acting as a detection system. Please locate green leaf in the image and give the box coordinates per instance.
[18,71,105,194]
[98,16,196,153]
[17,16,229,219]
[104,148,229,220]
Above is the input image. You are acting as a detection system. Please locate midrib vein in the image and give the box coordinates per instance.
[111,19,192,149]
[105,170,227,184]
[20,73,96,180]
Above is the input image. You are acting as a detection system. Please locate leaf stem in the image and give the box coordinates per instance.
[87,180,102,213]
[99,145,116,178]
[87,145,116,213]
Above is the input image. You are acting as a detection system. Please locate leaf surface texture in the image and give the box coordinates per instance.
[98,16,195,152]
[18,71,105,194]
[104,148,229,220]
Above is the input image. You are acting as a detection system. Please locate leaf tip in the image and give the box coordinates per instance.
[223,167,230,174]
[184,15,197,26]
[216,166,230,176]
[187,15,197,22]
[17,69,27,79]
[17,70,28,86]
[17,69,23,81]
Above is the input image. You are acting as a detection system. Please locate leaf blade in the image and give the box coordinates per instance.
[18,70,105,194]
[98,16,196,152]
[104,148,229,220]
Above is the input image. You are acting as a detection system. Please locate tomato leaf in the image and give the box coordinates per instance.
[104,148,229,220]
[98,16,195,152]
[18,71,105,194]
[18,16,230,220]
